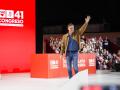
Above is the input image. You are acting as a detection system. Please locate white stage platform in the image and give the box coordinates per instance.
[0,70,120,90]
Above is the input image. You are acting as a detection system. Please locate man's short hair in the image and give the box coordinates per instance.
[67,23,74,27]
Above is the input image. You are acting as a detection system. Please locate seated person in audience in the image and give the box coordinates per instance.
[111,51,120,72]
[103,36,109,50]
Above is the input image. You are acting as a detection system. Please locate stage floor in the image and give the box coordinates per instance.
[0,70,120,90]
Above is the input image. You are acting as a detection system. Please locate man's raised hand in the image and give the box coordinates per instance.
[85,16,91,23]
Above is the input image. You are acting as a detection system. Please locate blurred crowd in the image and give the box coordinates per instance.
[49,36,61,54]
[48,36,120,71]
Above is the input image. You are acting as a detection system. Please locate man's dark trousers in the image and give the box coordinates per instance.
[66,51,78,78]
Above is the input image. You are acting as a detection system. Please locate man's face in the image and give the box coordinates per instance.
[68,25,74,34]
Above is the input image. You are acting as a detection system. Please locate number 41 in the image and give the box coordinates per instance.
[14,11,24,19]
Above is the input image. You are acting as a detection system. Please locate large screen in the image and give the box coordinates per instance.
[0,0,35,73]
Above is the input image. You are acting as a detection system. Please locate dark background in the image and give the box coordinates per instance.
[36,0,120,53]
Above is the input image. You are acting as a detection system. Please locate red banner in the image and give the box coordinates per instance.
[0,0,35,73]
[31,53,96,78]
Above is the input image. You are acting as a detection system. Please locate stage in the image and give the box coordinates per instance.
[0,70,120,90]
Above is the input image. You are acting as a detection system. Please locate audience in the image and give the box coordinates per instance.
[49,37,61,53]
[48,36,120,71]
[111,50,120,72]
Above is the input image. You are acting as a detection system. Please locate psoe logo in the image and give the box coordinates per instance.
[78,59,86,67]
[0,9,24,27]
[50,60,59,69]
[89,59,95,66]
